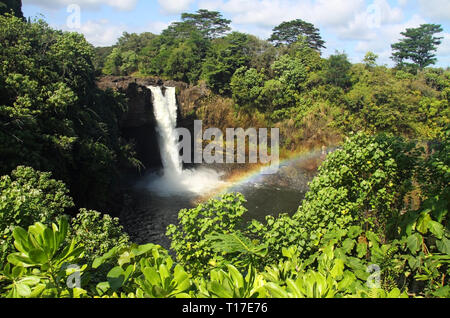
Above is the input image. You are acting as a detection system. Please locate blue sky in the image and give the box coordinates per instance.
[22,0,450,67]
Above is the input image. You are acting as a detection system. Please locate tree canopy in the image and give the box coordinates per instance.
[268,19,326,51]
[181,9,231,39]
[0,15,140,210]
[391,24,443,71]
[0,9,449,301]
[0,0,23,18]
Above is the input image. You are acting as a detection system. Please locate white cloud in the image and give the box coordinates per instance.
[436,33,450,56]
[147,21,171,34]
[61,19,171,47]
[71,19,127,46]
[157,0,195,14]
[353,14,427,65]
[198,0,366,28]
[23,0,138,11]
[418,0,450,21]
[335,0,404,41]
[309,0,366,26]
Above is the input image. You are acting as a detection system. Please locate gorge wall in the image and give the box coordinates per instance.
[97,76,209,172]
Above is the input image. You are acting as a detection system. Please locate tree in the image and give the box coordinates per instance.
[202,32,251,94]
[0,0,23,18]
[181,9,231,39]
[391,24,443,71]
[271,54,307,91]
[164,31,209,84]
[102,48,122,75]
[69,209,129,263]
[0,15,140,210]
[0,166,74,264]
[101,32,156,76]
[363,51,378,68]
[325,51,352,89]
[116,32,156,52]
[230,67,265,111]
[268,19,326,51]
[246,35,278,73]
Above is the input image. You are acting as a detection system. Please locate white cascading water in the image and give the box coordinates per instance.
[148,86,182,176]
[146,86,225,197]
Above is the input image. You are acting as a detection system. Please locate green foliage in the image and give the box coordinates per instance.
[103,48,139,76]
[202,32,251,94]
[164,32,209,83]
[391,24,443,71]
[363,52,378,68]
[180,9,231,40]
[69,209,129,264]
[91,12,448,143]
[325,52,352,89]
[0,166,74,265]
[419,129,450,197]
[0,15,140,210]
[198,265,263,298]
[254,133,420,261]
[230,42,323,113]
[166,193,248,274]
[344,65,420,134]
[230,67,265,111]
[1,218,86,298]
[92,243,192,298]
[268,19,326,51]
[101,32,156,75]
[1,135,448,298]
[271,54,307,91]
[0,1,23,18]
[205,231,267,269]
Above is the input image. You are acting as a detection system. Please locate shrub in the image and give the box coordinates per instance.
[0,166,73,264]
[166,193,248,275]
[69,209,129,264]
[253,133,421,262]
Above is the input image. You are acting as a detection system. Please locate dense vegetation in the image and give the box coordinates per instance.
[0,7,449,299]
[0,0,22,19]
[99,10,448,148]
[0,14,141,211]
[0,133,448,298]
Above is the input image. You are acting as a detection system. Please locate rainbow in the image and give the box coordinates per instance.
[197,146,334,201]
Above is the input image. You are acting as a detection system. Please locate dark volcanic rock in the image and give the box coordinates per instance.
[96,76,210,172]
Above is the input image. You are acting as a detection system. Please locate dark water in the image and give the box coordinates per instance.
[119,157,319,250]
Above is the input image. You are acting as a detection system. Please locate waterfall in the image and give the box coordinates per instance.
[145,86,225,197]
[148,86,182,176]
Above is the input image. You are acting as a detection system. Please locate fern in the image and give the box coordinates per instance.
[205,231,267,258]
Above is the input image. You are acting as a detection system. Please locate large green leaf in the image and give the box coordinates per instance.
[142,267,161,286]
[43,227,56,257]
[436,237,450,255]
[16,283,32,297]
[206,231,267,257]
[427,220,444,239]
[28,249,48,265]
[264,282,290,298]
[12,227,32,254]
[330,259,345,278]
[416,212,432,234]
[92,246,118,269]
[226,265,244,289]
[7,253,34,267]
[209,281,232,298]
[107,266,126,291]
[407,233,422,254]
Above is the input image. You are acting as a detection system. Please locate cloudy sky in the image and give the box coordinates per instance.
[22,0,450,67]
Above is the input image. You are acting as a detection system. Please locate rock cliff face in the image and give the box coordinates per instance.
[96,76,209,172]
